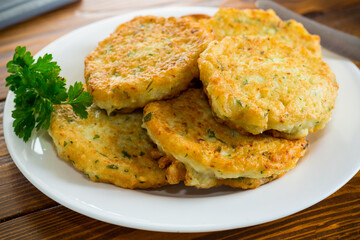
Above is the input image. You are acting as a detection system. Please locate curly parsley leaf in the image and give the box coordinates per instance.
[6,46,93,142]
[64,81,93,119]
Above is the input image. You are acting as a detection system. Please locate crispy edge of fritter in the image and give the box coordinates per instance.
[158,155,285,189]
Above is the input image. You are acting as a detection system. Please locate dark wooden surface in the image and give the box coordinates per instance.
[0,0,359,239]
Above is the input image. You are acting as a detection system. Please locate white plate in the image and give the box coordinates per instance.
[4,7,360,233]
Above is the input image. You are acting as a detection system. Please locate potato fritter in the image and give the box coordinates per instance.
[85,16,213,114]
[143,89,308,189]
[49,105,167,189]
[198,36,338,139]
[202,8,321,56]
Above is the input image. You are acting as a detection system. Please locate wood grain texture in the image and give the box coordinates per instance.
[0,0,359,239]
[0,173,358,239]
[0,102,9,158]
[0,162,58,221]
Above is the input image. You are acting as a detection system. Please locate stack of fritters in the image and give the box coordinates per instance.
[49,8,338,190]
[143,89,308,189]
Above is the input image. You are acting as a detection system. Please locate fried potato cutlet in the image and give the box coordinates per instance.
[143,89,308,189]
[85,16,213,114]
[202,8,321,56]
[198,36,338,139]
[49,104,167,189]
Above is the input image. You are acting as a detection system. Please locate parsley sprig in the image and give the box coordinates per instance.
[6,46,93,142]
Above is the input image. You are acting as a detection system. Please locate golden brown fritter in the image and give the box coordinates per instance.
[198,36,338,139]
[143,89,308,189]
[202,8,321,56]
[85,16,213,114]
[49,104,167,189]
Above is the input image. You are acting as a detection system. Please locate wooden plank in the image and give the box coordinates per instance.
[0,172,358,239]
[0,162,58,221]
[0,155,13,166]
[0,101,9,158]
[0,206,138,240]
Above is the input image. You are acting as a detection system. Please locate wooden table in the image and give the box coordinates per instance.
[0,0,359,239]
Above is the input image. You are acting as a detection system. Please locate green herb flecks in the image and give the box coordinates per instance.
[216,59,224,71]
[144,112,152,122]
[146,79,153,90]
[207,129,216,138]
[271,23,278,33]
[207,129,226,144]
[6,46,93,142]
[264,110,270,118]
[93,134,100,140]
[107,164,118,169]
[236,98,243,107]
[123,91,129,98]
[122,150,131,159]
[82,169,90,178]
